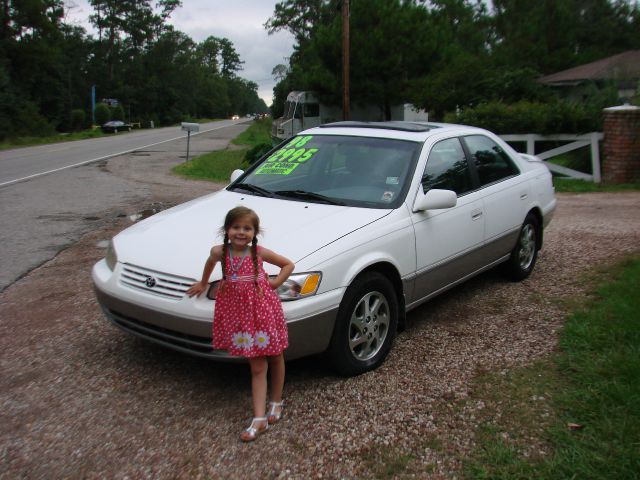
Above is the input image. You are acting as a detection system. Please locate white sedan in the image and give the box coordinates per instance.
[92,121,556,376]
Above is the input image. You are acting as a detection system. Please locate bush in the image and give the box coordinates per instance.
[445,100,600,134]
[94,103,110,126]
[13,101,54,137]
[244,142,272,165]
[71,109,86,131]
[110,104,125,121]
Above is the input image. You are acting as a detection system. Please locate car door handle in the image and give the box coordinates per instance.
[471,209,483,220]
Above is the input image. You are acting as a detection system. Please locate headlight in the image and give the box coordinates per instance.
[105,240,118,271]
[277,272,322,301]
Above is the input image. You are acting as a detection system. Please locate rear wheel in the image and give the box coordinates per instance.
[327,272,398,376]
[505,213,540,281]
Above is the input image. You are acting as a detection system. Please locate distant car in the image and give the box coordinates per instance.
[101,120,132,133]
[92,121,556,376]
[231,115,240,120]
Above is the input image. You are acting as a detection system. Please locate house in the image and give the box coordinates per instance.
[538,50,640,103]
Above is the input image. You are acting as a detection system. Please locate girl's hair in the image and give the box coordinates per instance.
[220,207,262,288]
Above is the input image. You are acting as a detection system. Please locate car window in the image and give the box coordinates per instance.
[234,134,421,208]
[422,138,472,195]
[463,135,520,186]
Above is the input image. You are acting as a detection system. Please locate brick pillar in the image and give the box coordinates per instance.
[602,105,640,184]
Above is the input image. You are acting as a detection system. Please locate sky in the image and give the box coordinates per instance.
[63,1,295,106]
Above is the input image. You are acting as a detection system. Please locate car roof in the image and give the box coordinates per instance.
[305,121,485,142]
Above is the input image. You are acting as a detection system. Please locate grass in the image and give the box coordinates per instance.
[172,118,272,183]
[231,117,272,147]
[463,256,640,479]
[0,128,108,150]
[553,178,640,192]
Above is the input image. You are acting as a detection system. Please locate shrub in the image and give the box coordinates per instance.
[94,103,110,125]
[445,100,600,134]
[13,101,54,137]
[110,104,125,121]
[71,109,86,131]
[244,142,272,165]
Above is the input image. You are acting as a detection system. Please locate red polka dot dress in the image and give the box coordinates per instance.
[212,246,289,357]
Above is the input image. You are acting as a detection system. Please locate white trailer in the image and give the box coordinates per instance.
[271,91,428,142]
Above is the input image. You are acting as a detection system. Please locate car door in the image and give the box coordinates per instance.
[462,134,529,262]
[409,137,485,305]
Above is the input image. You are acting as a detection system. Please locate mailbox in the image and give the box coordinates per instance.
[180,123,199,162]
[181,122,200,132]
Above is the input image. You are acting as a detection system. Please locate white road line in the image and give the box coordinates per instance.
[0,122,236,188]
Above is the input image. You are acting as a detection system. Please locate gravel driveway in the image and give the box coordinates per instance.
[1,171,639,478]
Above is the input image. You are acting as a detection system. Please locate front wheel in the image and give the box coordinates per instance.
[505,213,540,281]
[327,272,399,376]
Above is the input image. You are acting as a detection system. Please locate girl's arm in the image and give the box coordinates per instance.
[186,246,222,297]
[259,247,295,290]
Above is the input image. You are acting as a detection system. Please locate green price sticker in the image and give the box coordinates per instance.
[257,139,319,175]
[255,162,300,175]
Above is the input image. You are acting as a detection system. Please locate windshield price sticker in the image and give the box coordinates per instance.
[256,136,319,175]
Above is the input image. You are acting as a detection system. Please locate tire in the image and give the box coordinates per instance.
[505,213,540,281]
[327,272,399,376]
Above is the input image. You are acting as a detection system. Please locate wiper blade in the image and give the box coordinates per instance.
[275,190,344,205]
[231,183,274,197]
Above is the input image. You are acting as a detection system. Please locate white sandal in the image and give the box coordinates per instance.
[240,417,268,442]
[267,401,284,425]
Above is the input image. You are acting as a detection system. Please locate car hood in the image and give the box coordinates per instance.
[113,189,391,279]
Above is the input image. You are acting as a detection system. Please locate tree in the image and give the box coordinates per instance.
[265,0,332,44]
[490,0,640,73]
[219,37,244,76]
[88,0,181,80]
[268,0,439,118]
[94,102,110,124]
[0,0,70,131]
[195,36,244,77]
[271,63,289,82]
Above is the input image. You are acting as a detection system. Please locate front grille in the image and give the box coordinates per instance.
[120,263,193,299]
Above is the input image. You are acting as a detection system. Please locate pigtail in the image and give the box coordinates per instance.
[252,236,263,297]
[221,233,229,279]
[219,233,229,294]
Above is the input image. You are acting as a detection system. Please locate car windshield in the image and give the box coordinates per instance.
[230,134,421,208]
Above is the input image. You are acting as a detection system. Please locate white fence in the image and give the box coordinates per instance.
[500,132,604,182]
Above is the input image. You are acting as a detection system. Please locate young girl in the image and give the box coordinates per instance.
[186,206,294,442]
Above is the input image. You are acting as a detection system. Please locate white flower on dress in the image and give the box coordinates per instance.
[232,332,245,348]
[254,331,270,349]
[232,332,255,349]
[242,332,255,349]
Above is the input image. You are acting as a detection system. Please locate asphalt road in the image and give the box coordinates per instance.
[0,120,250,292]
[0,119,243,187]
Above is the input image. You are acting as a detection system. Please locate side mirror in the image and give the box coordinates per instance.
[413,189,457,212]
[230,169,244,183]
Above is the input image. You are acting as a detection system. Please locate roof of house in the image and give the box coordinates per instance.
[538,50,640,85]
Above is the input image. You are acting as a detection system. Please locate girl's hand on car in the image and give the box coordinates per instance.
[186,281,206,297]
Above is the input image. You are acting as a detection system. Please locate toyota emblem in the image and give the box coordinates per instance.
[145,276,156,288]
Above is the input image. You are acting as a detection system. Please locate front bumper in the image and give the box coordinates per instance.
[92,259,341,361]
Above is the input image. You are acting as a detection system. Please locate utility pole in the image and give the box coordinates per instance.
[342,0,350,120]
